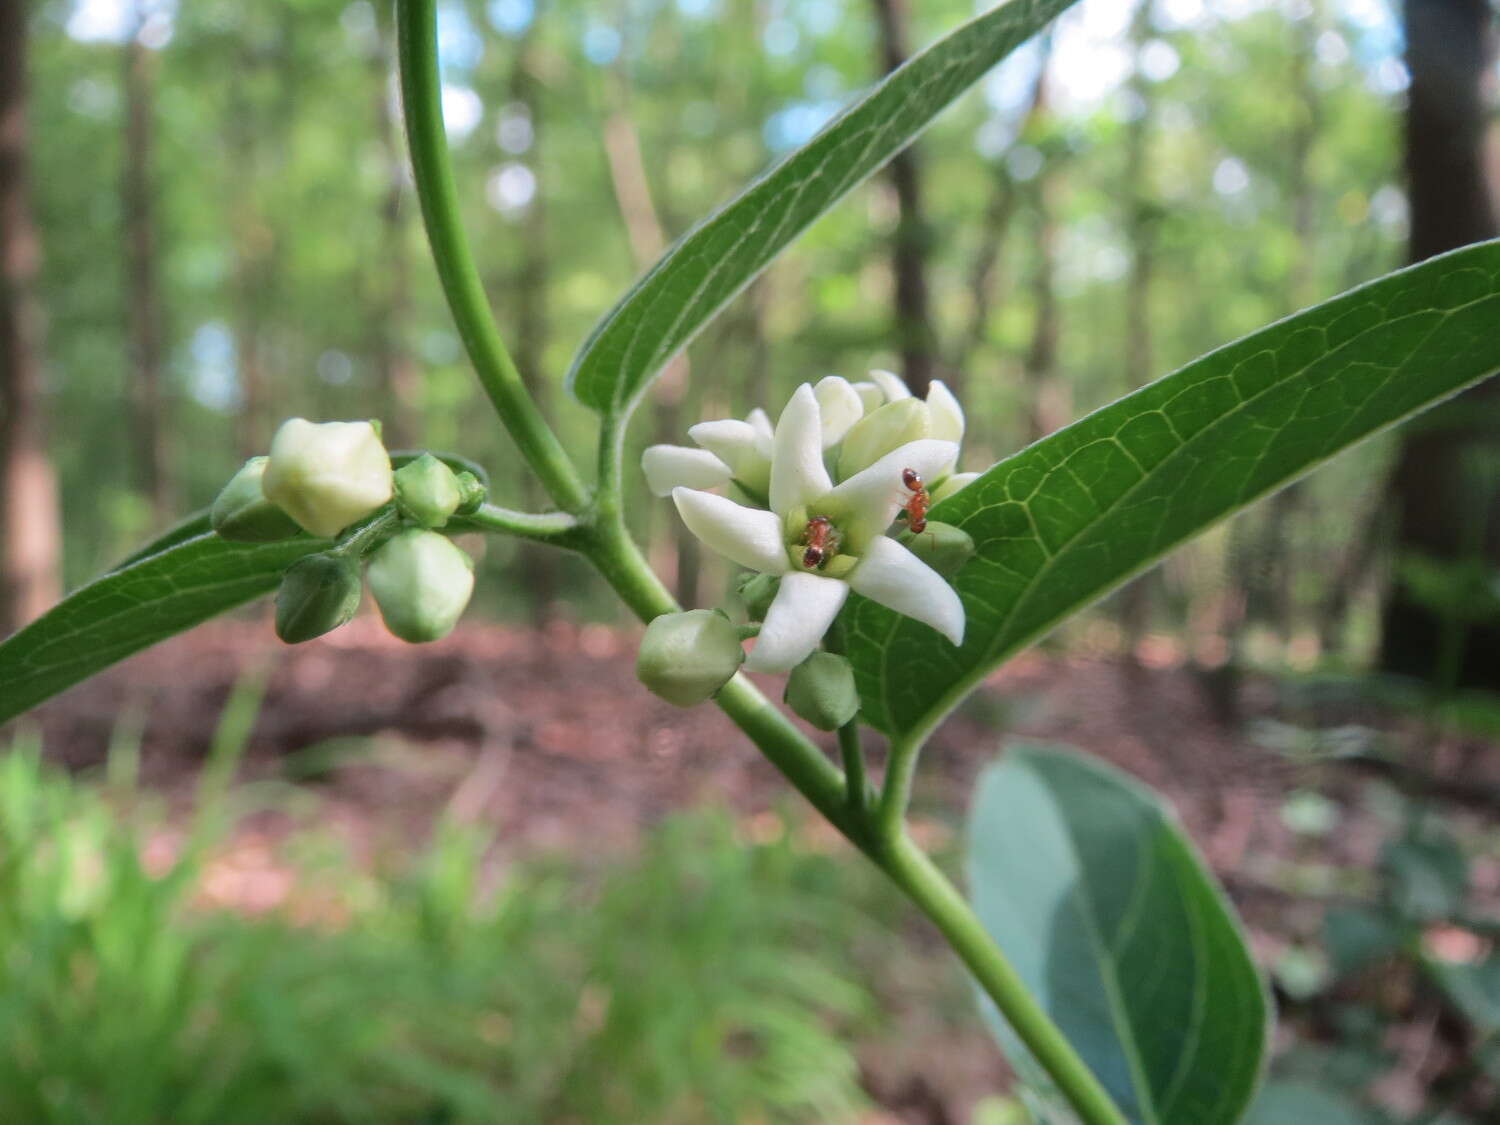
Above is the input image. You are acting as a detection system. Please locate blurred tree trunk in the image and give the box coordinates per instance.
[370,5,419,449]
[509,34,560,623]
[1379,0,1499,687]
[227,67,269,459]
[0,0,61,633]
[869,0,937,398]
[1022,80,1066,445]
[601,70,700,608]
[122,6,173,527]
[1119,0,1159,671]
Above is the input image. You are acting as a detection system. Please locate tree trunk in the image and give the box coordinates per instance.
[869,0,937,398]
[370,6,420,449]
[0,0,61,634]
[1379,0,1499,687]
[1119,0,1159,672]
[122,6,173,526]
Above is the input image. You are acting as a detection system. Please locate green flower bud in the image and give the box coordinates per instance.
[453,471,487,515]
[394,454,463,528]
[636,610,745,707]
[366,528,475,643]
[783,652,859,731]
[898,521,975,578]
[275,553,362,644]
[836,399,931,481]
[736,572,780,621]
[262,418,393,538]
[211,457,302,542]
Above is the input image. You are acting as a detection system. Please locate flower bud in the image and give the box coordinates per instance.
[636,610,745,707]
[366,529,475,643]
[898,521,975,578]
[836,399,930,481]
[275,553,362,644]
[454,471,487,515]
[262,418,393,538]
[394,454,462,529]
[783,652,859,731]
[736,572,780,621]
[211,457,302,542]
[931,471,979,505]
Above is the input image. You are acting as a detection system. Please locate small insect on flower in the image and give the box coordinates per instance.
[801,515,838,569]
[900,468,930,535]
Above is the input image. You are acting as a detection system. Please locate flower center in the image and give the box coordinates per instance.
[797,515,842,571]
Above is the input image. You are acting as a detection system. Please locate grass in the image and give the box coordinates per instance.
[0,683,897,1124]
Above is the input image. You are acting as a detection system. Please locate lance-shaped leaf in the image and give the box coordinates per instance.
[846,240,1500,736]
[567,0,1078,416]
[0,533,325,725]
[969,744,1268,1125]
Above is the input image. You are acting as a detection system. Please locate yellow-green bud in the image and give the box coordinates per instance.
[899,521,975,578]
[931,471,979,504]
[211,457,302,542]
[275,553,362,644]
[453,471,487,515]
[636,610,745,707]
[784,652,858,731]
[736,572,780,621]
[262,418,393,538]
[394,454,462,528]
[366,529,475,643]
[836,399,930,481]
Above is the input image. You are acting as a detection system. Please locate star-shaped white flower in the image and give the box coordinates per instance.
[670,383,966,673]
[641,376,865,505]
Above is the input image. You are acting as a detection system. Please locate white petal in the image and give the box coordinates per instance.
[818,438,958,550]
[745,408,775,453]
[673,488,789,574]
[687,419,771,493]
[642,445,732,497]
[848,535,965,646]
[745,573,849,673]
[769,384,833,516]
[869,369,912,403]
[932,471,980,504]
[852,381,885,413]
[925,380,965,445]
[813,376,864,448]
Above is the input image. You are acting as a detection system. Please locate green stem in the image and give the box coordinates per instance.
[395,0,588,514]
[878,834,1131,1125]
[837,721,869,815]
[877,731,921,841]
[457,503,581,544]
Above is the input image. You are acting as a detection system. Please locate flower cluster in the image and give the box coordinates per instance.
[212,418,485,645]
[642,372,976,680]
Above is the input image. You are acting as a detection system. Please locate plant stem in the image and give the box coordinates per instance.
[837,721,869,814]
[877,731,922,841]
[458,503,581,544]
[877,833,1131,1125]
[395,0,588,514]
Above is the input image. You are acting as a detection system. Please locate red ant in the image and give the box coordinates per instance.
[801,515,838,569]
[900,468,929,535]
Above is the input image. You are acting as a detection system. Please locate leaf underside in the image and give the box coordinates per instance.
[847,239,1500,737]
[567,0,1078,416]
[0,533,324,725]
[969,744,1267,1125]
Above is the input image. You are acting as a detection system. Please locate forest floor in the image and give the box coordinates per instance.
[21,613,1500,1123]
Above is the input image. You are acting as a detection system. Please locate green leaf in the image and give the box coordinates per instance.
[0,533,325,725]
[848,240,1500,736]
[968,744,1267,1125]
[566,0,1078,415]
[1241,1082,1383,1125]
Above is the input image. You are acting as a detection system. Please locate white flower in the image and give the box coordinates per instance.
[847,369,967,483]
[262,418,393,538]
[642,375,866,505]
[669,383,966,673]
